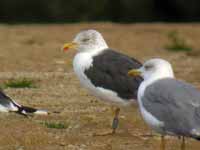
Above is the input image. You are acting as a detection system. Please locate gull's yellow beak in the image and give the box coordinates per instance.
[128,69,142,77]
[62,42,78,52]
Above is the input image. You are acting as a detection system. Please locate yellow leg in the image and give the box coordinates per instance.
[181,136,185,150]
[161,135,165,150]
[93,107,120,136]
[112,107,120,134]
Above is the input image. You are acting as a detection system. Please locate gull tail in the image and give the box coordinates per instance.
[194,137,200,141]
[11,100,48,116]
[190,129,200,141]
[191,135,200,141]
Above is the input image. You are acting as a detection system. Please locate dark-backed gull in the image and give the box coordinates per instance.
[63,29,142,134]
[128,58,200,150]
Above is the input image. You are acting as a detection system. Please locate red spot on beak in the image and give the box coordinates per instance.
[63,47,69,52]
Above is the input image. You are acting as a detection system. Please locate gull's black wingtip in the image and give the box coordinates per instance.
[16,105,48,116]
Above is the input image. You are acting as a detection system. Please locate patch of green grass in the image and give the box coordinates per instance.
[165,31,192,52]
[4,78,36,88]
[42,121,68,129]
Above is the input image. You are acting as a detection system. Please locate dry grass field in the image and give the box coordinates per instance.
[0,23,200,150]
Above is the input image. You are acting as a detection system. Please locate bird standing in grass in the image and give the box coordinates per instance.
[128,58,200,150]
[63,29,142,135]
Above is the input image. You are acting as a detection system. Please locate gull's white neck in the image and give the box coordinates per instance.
[73,42,108,83]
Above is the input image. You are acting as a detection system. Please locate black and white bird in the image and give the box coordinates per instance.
[128,58,200,150]
[63,29,142,134]
[0,90,48,116]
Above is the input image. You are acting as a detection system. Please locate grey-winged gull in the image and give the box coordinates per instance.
[62,29,142,135]
[0,90,48,116]
[128,58,200,150]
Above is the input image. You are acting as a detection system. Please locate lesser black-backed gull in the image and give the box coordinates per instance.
[63,29,142,134]
[128,58,200,150]
[0,90,48,116]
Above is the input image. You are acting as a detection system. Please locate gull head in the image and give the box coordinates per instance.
[128,58,174,81]
[63,30,108,53]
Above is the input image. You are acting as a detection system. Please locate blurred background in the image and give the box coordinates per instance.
[1,1,200,150]
[0,0,199,23]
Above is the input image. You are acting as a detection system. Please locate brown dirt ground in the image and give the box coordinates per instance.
[0,23,200,150]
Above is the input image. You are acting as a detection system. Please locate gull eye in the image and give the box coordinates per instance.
[82,38,90,42]
[144,65,153,70]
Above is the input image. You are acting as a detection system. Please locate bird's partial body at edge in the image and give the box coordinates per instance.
[128,58,200,150]
[0,90,48,116]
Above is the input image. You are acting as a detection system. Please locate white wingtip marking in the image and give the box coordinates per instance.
[34,110,48,115]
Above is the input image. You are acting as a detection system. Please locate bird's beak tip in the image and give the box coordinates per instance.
[62,46,69,52]
[62,42,77,52]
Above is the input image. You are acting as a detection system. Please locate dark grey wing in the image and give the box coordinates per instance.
[84,49,143,100]
[143,78,200,137]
